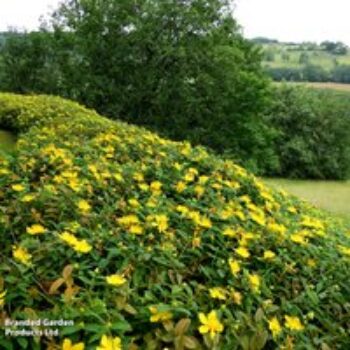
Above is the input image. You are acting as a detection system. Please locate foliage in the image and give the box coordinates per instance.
[265,85,350,179]
[0,0,274,174]
[0,93,349,349]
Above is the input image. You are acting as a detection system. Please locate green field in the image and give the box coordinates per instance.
[261,42,350,70]
[265,178,350,222]
[275,81,350,92]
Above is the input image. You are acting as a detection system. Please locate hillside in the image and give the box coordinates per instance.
[254,38,350,82]
[0,93,349,349]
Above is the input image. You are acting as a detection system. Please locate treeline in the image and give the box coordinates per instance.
[267,64,350,83]
[0,1,349,179]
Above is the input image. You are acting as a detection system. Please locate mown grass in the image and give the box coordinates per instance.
[265,178,350,223]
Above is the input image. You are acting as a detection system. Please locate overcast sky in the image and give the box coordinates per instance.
[1,0,350,45]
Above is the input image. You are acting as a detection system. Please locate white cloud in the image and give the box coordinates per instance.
[0,0,60,31]
[234,0,350,45]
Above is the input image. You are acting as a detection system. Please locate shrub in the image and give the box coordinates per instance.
[0,0,275,175]
[0,93,349,348]
[265,85,350,179]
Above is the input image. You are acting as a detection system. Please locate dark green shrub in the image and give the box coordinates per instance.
[265,85,350,179]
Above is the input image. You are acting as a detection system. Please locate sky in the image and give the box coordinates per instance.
[0,0,350,46]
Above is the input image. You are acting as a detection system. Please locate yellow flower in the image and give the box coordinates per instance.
[198,311,224,339]
[149,306,173,323]
[338,245,350,256]
[106,274,127,287]
[175,181,187,193]
[12,184,25,192]
[129,224,144,235]
[77,200,91,213]
[59,232,92,254]
[12,246,32,266]
[235,246,250,259]
[21,194,35,202]
[268,317,282,338]
[62,338,85,350]
[147,214,169,233]
[26,224,46,235]
[209,287,227,300]
[223,228,236,238]
[284,315,304,331]
[0,290,6,307]
[228,259,240,275]
[150,181,162,194]
[248,273,261,293]
[117,215,139,227]
[198,216,212,229]
[59,231,79,246]
[73,240,92,254]
[263,250,276,260]
[290,233,308,245]
[230,290,242,305]
[128,199,140,208]
[194,185,205,197]
[96,335,122,350]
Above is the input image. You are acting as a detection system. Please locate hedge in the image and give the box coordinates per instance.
[0,93,349,349]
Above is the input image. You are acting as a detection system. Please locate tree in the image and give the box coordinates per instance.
[47,0,273,172]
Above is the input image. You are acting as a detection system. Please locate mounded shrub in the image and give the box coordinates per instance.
[0,93,349,349]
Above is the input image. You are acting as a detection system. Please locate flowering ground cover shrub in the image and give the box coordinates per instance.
[0,93,349,349]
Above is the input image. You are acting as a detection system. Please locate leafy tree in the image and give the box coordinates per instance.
[265,85,350,179]
[47,0,274,172]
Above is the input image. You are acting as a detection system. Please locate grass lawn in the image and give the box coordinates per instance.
[265,178,350,223]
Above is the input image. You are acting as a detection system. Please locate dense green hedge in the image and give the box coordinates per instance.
[0,93,349,349]
[265,85,350,179]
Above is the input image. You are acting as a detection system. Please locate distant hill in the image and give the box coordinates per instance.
[252,38,350,83]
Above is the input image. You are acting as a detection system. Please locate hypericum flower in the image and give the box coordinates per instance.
[268,317,282,338]
[338,245,350,256]
[150,181,162,193]
[235,246,250,259]
[0,290,6,307]
[250,212,266,226]
[147,214,168,233]
[12,246,32,266]
[149,306,173,323]
[263,250,276,260]
[59,231,79,245]
[26,224,46,235]
[284,315,304,331]
[96,335,122,350]
[223,228,236,238]
[12,184,25,192]
[129,224,144,235]
[194,185,205,197]
[21,194,36,202]
[228,259,241,275]
[117,215,139,227]
[128,198,140,208]
[198,311,224,339]
[106,274,127,287]
[290,233,308,245]
[198,216,212,229]
[175,181,187,193]
[77,200,91,213]
[73,240,92,253]
[62,338,85,350]
[209,287,227,300]
[230,290,242,305]
[248,273,261,293]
